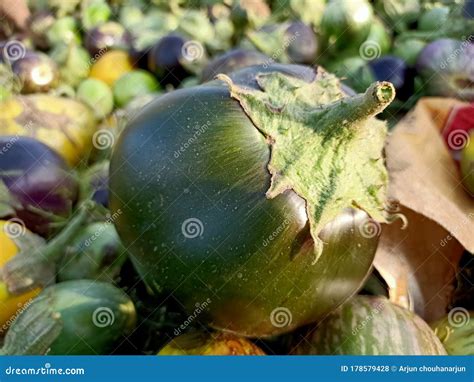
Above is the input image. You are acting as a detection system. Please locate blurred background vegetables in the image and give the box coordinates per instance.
[0,136,78,236]
[0,0,471,357]
[0,220,44,331]
[0,95,96,165]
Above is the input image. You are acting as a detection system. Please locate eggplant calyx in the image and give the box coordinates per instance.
[0,200,97,295]
[217,70,394,262]
[0,293,63,355]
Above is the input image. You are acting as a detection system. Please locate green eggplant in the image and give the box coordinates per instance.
[293,296,447,355]
[1,280,136,355]
[58,222,127,282]
[320,0,374,56]
[110,64,396,337]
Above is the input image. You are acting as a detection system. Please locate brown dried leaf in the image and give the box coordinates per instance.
[375,206,465,321]
[375,97,474,322]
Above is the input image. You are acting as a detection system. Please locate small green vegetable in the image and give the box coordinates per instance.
[47,17,81,47]
[77,78,114,119]
[58,222,127,282]
[113,70,159,107]
[1,280,136,355]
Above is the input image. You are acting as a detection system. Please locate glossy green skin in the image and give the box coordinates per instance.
[46,280,136,355]
[293,296,447,355]
[110,81,378,337]
[57,222,127,282]
[3,280,136,355]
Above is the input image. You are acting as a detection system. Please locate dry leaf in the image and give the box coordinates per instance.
[375,97,474,322]
[375,206,465,321]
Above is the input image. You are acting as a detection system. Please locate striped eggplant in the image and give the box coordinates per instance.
[293,296,447,355]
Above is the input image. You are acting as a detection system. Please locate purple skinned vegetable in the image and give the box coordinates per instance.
[0,136,78,237]
[416,38,474,101]
[201,49,269,83]
[85,21,131,57]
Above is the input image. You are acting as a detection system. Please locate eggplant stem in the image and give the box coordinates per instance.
[311,81,396,127]
[1,200,97,295]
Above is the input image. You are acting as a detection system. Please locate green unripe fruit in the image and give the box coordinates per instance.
[77,78,114,119]
[113,70,159,107]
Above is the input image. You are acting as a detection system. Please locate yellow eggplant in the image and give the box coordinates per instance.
[0,95,97,165]
[0,221,43,332]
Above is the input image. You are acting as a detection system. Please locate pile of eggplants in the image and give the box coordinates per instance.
[0,0,472,358]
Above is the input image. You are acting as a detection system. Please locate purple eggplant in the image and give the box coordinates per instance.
[228,63,356,96]
[147,34,192,87]
[12,51,60,94]
[416,38,474,101]
[201,49,269,83]
[0,136,78,236]
[85,21,132,57]
[285,22,319,65]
